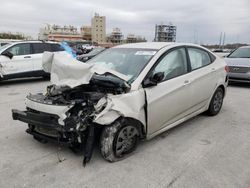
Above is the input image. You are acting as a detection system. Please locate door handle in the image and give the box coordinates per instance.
[183,80,190,86]
[24,56,31,58]
[211,68,216,72]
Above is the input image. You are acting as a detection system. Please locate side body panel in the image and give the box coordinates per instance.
[145,74,192,135]
[0,55,34,76]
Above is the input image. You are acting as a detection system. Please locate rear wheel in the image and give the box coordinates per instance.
[207,87,224,116]
[100,119,139,162]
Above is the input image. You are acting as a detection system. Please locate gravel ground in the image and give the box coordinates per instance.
[0,78,249,188]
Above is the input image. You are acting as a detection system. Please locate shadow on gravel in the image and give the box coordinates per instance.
[0,77,49,87]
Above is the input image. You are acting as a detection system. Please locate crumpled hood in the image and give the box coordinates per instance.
[42,51,130,88]
[225,58,250,67]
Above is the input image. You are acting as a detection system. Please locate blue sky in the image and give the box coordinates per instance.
[1,0,249,44]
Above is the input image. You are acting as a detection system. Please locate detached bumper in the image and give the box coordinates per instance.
[12,109,62,130]
[12,109,79,145]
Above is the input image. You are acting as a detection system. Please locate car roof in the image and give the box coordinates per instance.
[113,42,203,50]
[9,41,59,45]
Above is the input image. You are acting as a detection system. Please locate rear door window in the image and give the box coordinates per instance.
[32,43,46,54]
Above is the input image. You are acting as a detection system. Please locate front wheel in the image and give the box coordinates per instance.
[207,87,224,116]
[100,119,139,162]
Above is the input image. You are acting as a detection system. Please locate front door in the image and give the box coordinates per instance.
[144,47,192,135]
[0,43,33,76]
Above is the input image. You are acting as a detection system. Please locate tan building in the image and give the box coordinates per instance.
[126,34,147,43]
[91,13,106,44]
[38,24,83,42]
[47,34,83,42]
[107,28,123,44]
[80,26,92,41]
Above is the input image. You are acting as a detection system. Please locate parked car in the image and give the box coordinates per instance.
[225,46,250,83]
[213,49,231,58]
[82,43,94,53]
[0,39,22,47]
[0,42,10,47]
[0,41,64,81]
[77,47,106,62]
[12,42,228,164]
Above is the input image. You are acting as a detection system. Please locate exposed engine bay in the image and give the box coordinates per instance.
[13,74,131,165]
[12,51,146,165]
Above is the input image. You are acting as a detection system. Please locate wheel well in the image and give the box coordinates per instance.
[218,85,225,97]
[98,117,146,139]
[121,117,146,139]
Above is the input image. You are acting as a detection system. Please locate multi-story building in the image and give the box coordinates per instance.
[80,26,92,41]
[107,28,123,44]
[91,13,106,44]
[154,23,177,42]
[38,24,83,42]
[126,34,147,43]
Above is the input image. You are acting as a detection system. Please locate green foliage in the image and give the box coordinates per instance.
[0,32,25,39]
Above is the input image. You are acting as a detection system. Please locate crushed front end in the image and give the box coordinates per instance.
[12,73,131,165]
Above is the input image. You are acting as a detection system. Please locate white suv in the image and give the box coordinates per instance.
[0,41,64,81]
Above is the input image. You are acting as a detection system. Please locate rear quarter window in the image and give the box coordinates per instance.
[50,44,64,52]
[188,48,212,70]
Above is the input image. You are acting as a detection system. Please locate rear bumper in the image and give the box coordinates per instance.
[228,72,250,83]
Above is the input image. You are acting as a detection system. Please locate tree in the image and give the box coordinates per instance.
[0,32,25,39]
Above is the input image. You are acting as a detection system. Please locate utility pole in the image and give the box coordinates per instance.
[219,32,222,49]
[222,32,226,50]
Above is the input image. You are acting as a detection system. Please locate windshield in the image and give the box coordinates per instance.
[86,48,157,82]
[0,43,12,51]
[228,48,250,58]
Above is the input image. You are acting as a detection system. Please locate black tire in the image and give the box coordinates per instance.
[207,87,224,116]
[100,119,139,162]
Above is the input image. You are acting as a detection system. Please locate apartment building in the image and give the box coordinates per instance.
[91,13,106,44]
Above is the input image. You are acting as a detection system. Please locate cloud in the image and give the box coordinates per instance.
[0,0,249,44]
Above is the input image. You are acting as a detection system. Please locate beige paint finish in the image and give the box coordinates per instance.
[37,43,228,140]
[145,73,193,135]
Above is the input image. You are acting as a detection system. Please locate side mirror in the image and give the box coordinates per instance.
[1,51,13,59]
[143,72,164,88]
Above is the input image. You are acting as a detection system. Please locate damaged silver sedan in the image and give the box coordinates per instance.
[12,42,228,164]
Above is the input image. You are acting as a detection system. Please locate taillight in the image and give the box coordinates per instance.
[225,65,230,73]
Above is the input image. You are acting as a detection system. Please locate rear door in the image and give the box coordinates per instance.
[0,43,33,76]
[32,43,64,72]
[186,47,218,111]
[31,43,48,72]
